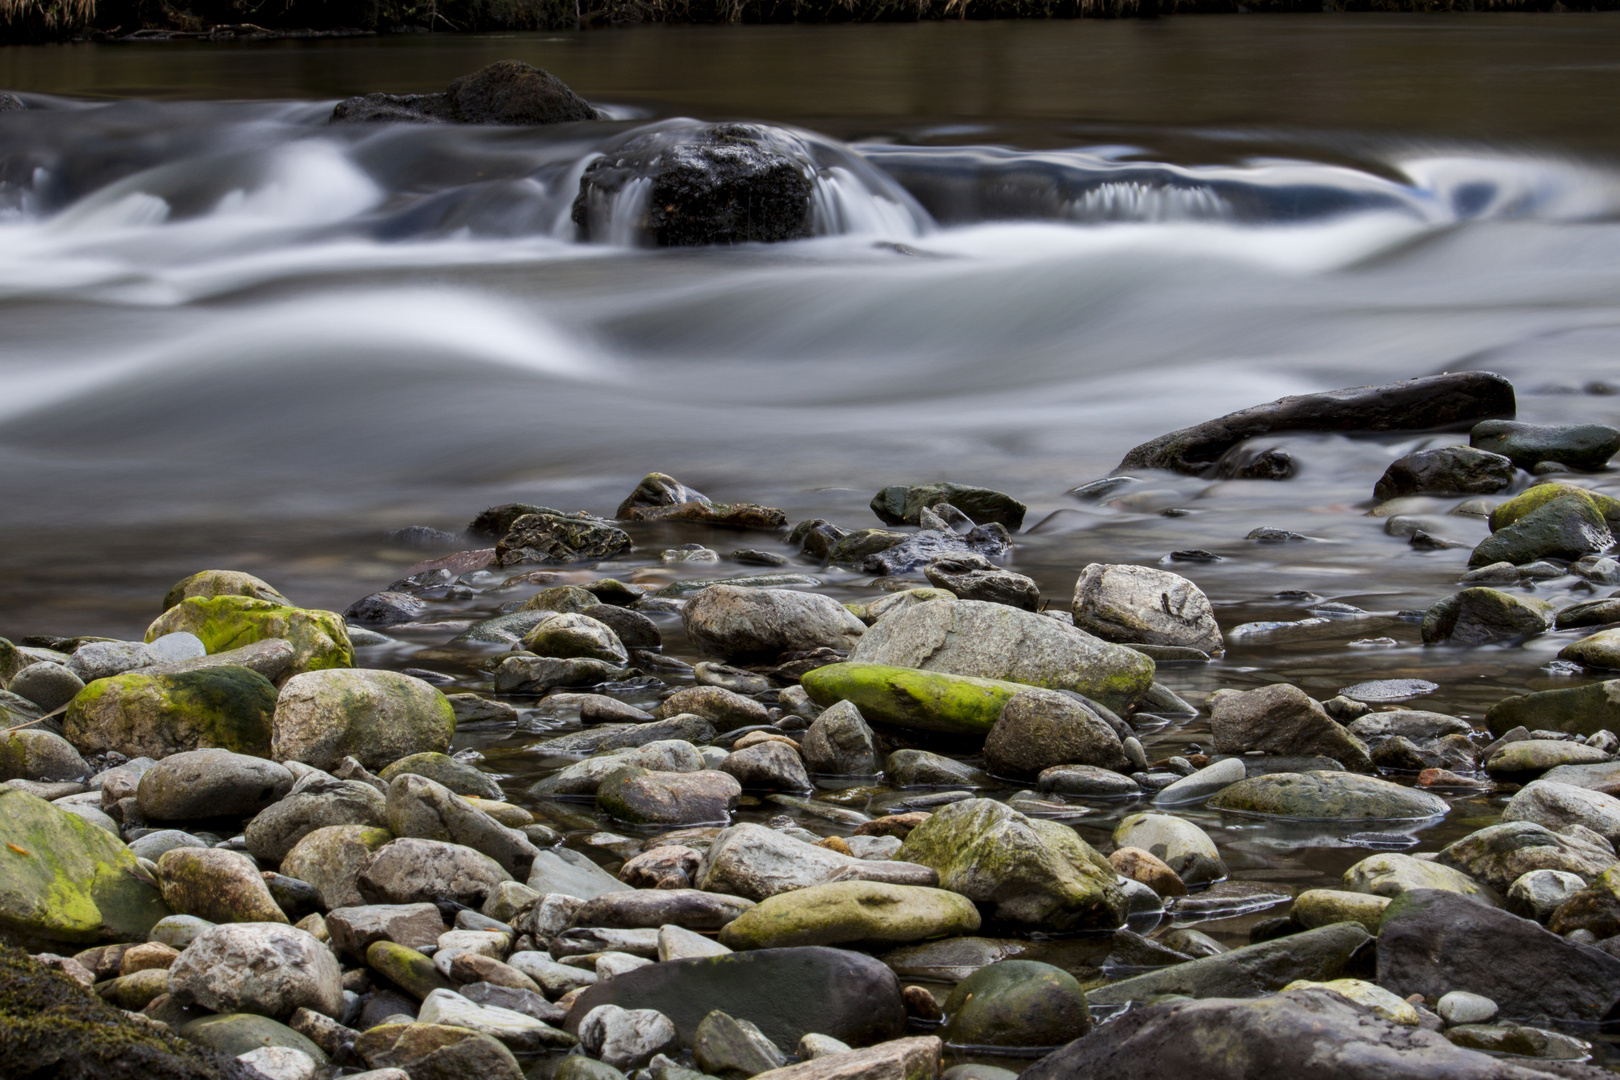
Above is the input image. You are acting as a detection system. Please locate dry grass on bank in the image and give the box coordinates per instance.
[1,0,95,27]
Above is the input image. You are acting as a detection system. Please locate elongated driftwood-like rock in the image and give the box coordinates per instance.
[1117,371,1515,476]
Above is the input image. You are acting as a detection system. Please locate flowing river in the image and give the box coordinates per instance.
[3,16,1620,1054]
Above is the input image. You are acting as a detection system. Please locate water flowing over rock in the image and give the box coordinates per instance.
[575,123,814,247]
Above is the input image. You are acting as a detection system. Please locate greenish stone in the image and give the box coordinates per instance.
[802,662,1026,735]
[1486,738,1611,777]
[1471,420,1620,473]
[1420,587,1552,644]
[366,939,453,1000]
[1468,494,1614,569]
[1341,852,1500,905]
[0,788,169,947]
[1289,889,1389,933]
[145,595,353,674]
[148,914,214,950]
[378,752,502,799]
[897,798,1125,932]
[1560,628,1620,671]
[555,1056,630,1080]
[1445,1023,1592,1060]
[1087,923,1372,1006]
[519,585,602,613]
[1207,770,1449,821]
[62,666,277,760]
[95,968,170,1011]
[826,530,909,565]
[941,959,1089,1049]
[885,749,990,787]
[845,588,956,625]
[1489,482,1620,532]
[870,483,1028,530]
[161,570,289,613]
[1485,680,1620,738]
[717,881,981,950]
[692,1009,786,1079]
[180,1012,329,1063]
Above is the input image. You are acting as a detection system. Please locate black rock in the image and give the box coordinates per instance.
[1376,889,1620,1023]
[343,591,427,627]
[495,512,632,566]
[1374,445,1516,501]
[468,503,552,540]
[561,946,905,1050]
[1472,420,1620,472]
[1214,446,1295,480]
[1021,987,1605,1080]
[923,553,1040,610]
[331,61,596,126]
[573,124,813,248]
[1118,372,1516,476]
[870,483,1027,530]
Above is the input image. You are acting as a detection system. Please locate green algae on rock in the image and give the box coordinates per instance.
[161,570,290,613]
[146,595,353,674]
[0,945,259,1080]
[63,665,278,759]
[801,662,1025,735]
[717,880,981,951]
[272,668,456,772]
[1488,482,1620,533]
[940,959,1089,1049]
[898,798,1125,932]
[0,788,168,947]
[848,599,1155,713]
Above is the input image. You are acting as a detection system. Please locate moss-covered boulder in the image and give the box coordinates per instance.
[897,798,1125,932]
[802,663,1026,736]
[940,959,1089,1049]
[162,570,290,613]
[62,666,277,759]
[0,789,168,947]
[1468,493,1614,569]
[146,596,353,675]
[0,729,90,783]
[0,945,260,1080]
[718,881,981,951]
[272,668,455,772]
[1207,771,1449,821]
[1420,587,1553,645]
[848,599,1154,713]
[1488,482,1620,533]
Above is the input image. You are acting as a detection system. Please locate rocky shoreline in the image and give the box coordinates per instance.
[4,370,1620,1079]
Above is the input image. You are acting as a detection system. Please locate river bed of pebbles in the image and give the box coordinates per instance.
[5,372,1620,1079]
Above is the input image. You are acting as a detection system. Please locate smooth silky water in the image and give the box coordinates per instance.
[3,17,1620,1055]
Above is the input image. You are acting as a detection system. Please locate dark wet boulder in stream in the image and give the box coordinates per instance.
[573,124,814,247]
[1116,371,1516,476]
[330,61,598,126]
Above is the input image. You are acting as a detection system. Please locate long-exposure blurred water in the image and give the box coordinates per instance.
[3,17,1620,1000]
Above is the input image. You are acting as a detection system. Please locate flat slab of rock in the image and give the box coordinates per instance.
[1207,771,1449,821]
[1087,922,1371,1006]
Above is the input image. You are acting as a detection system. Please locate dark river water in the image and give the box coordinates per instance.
[3,18,1620,1030]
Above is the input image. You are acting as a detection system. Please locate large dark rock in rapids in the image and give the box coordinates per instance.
[1020,987,1610,1080]
[331,61,597,125]
[1116,371,1516,476]
[573,124,814,247]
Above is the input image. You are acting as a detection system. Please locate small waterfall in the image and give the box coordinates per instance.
[1064,180,1231,223]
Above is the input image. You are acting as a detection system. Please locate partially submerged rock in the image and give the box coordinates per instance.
[870,483,1027,530]
[1071,563,1222,655]
[1117,372,1516,476]
[332,61,597,126]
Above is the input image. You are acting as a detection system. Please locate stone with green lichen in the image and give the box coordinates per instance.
[1485,738,1610,777]
[1468,493,1614,569]
[1485,680,1620,738]
[940,959,1089,1049]
[180,1012,328,1064]
[1341,851,1500,905]
[1207,771,1449,821]
[154,847,287,925]
[1289,888,1390,933]
[847,599,1154,713]
[378,751,503,800]
[365,940,454,1000]
[161,570,289,613]
[1488,482,1620,533]
[0,788,169,947]
[62,665,277,760]
[146,595,353,675]
[1420,587,1553,644]
[1086,922,1372,1006]
[272,668,455,772]
[94,968,170,1011]
[801,663,1025,736]
[0,729,89,783]
[717,880,980,951]
[870,483,1027,530]
[519,585,601,614]
[897,798,1125,932]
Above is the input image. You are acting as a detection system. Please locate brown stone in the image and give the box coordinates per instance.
[1108,847,1188,898]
